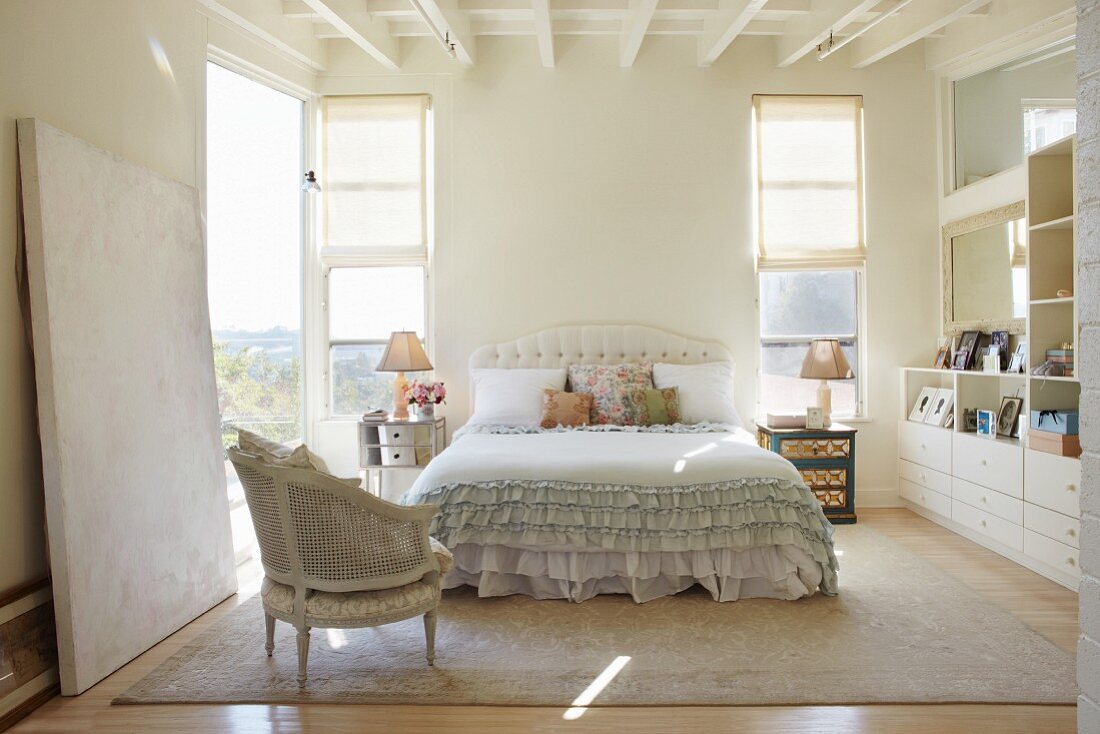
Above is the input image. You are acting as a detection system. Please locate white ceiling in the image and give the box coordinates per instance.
[205,0,1077,72]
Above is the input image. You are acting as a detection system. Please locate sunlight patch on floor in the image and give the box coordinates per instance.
[562,655,631,720]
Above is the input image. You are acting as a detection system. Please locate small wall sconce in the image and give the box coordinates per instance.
[301,170,321,194]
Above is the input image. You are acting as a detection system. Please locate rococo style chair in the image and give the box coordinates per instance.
[228,447,453,686]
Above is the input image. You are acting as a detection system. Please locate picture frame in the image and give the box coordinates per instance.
[977,409,997,439]
[951,348,970,371]
[923,388,954,427]
[933,345,950,369]
[972,333,991,370]
[956,330,980,370]
[991,330,1010,370]
[909,386,938,422]
[1010,341,1027,373]
[963,408,978,432]
[944,412,955,429]
[997,397,1023,438]
[805,406,824,430]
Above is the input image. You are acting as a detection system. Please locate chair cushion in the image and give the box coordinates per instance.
[262,577,438,625]
[430,536,454,574]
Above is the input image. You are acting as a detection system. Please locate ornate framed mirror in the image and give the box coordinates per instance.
[942,201,1027,336]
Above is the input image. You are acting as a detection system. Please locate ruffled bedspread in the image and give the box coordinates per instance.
[401,424,839,599]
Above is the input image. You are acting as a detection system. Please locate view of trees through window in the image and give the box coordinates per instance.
[759,270,859,417]
[206,62,304,448]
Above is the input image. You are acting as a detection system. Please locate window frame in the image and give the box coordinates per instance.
[314,93,434,420]
[322,262,430,418]
[203,52,312,444]
[754,265,868,422]
[751,94,869,422]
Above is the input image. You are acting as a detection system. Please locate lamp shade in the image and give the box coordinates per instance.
[800,339,854,380]
[376,331,433,373]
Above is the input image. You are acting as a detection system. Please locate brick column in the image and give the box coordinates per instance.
[1079,2,1100,731]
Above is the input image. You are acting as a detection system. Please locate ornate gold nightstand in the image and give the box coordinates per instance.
[756,423,858,524]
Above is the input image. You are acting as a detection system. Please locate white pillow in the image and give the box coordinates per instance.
[653,361,743,427]
[468,368,568,427]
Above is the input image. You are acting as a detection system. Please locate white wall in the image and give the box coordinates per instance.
[317,35,942,505]
[1076,1,1100,730]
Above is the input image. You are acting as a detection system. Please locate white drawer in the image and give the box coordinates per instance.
[899,478,951,518]
[951,499,1023,552]
[952,433,1022,497]
[898,421,951,474]
[952,477,1023,525]
[898,459,951,496]
[1024,503,1080,549]
[1024,529,1080,581]
[1024,449,1081,518]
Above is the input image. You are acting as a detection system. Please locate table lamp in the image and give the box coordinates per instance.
[376,331,433,421]
[799,338,854,427]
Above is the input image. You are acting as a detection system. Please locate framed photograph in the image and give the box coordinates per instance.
[951,348,970,371]
[972,333,991,370]
[933,345,950,369]
[977,409,997,439]
[997,397,1023,438]
[963,408,978,432]
[805,406,824,430]
[909,386,938,422]
[991,330,1010,370]
[957,331,980,370]
[923,388,955,427]
[1011,341,1027,373]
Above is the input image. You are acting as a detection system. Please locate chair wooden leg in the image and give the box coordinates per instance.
[296,628,311,686]
[264,613,275,657]
[423,610,437,666]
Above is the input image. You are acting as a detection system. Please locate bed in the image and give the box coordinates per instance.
[401,325,839,603]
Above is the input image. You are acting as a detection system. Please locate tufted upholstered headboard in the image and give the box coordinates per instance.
[468,324,733,411]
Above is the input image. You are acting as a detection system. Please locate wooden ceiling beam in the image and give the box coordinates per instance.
[299,0,401,69]
[697,0,766,67]
[774,0,881,67]
[849,0,990,68]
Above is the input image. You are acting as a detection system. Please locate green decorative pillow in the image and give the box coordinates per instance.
[631,387,682,426]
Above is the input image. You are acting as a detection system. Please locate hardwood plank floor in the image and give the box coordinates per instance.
[9,509,1078,734]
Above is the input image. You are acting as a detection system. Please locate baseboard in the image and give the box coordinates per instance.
[856,487,902,509]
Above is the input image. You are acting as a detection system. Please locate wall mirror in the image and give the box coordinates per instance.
[943,201,1027,336]
[953,38,1076,190]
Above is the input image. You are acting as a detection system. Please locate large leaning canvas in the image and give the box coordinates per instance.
[17,119,236,695]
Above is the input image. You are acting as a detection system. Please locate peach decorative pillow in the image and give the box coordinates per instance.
[540,390,593,429]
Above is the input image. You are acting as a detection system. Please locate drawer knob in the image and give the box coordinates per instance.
[980,496,987,503]
[1067,557,1076,567]
[1068,528,1077,537]
[919,473,926,482]
[919,494,925,502]
[920,443,927,450]
[980,519,987,527]
[1067,484,1077,493]
[980,460,988,467]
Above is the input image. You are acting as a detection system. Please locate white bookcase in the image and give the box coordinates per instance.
[898,135,1081,590]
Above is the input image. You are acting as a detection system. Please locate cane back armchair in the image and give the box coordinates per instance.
[228,447,453,686]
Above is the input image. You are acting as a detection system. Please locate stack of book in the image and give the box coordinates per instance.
[1046,348,1074,377]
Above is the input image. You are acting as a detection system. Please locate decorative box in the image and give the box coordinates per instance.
[1029,409,1079,435]
[1029,428,1081,458]
[766,413,806,429]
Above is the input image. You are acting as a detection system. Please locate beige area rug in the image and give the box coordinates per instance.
[115,526,1076,706]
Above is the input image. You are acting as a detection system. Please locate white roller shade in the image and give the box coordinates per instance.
[323,95,429,249]
[754,95,865,268]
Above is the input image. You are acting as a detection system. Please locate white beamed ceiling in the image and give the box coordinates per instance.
[230,0,1071,69]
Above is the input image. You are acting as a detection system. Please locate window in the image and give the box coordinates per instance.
[1023,100,1076,154]
[327,266,426,416]
[753,95,866,419]
[206,62,305,446]
[320,95,431,418]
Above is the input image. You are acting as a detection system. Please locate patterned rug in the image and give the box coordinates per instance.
[115,526,1076,706]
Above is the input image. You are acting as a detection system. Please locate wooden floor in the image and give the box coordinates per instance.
[9,509,1079,734]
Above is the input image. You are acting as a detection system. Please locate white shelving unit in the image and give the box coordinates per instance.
[898,134,1081,590]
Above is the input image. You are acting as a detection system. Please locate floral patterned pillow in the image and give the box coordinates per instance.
[631,387,682,426]
[540,390,593,429]
[568,362,654,425]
